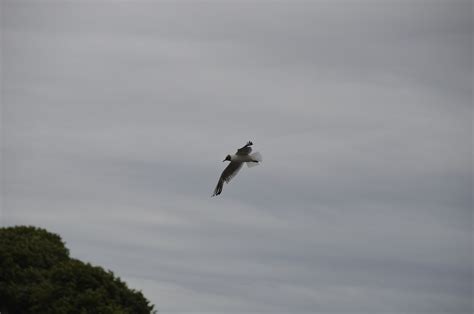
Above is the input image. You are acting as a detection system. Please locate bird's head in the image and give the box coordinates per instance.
[223,155,231,162]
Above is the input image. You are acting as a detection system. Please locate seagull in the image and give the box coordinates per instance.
[212,141,262,197]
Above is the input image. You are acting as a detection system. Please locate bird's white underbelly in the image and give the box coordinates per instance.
[230,154,254,162]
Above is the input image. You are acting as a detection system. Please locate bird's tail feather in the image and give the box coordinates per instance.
[247,151,262,168]
[251,151,262,162]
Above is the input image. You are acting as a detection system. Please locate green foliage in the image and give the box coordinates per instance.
[0,226,155,313]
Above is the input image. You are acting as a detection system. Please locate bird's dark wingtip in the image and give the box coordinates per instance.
[212,183,222,197]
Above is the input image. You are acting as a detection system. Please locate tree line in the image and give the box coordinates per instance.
[0,226,156,313]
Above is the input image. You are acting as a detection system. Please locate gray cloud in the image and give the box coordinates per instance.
[2,0,472,313]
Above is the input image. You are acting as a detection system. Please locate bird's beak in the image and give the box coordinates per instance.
[222,159,226,162]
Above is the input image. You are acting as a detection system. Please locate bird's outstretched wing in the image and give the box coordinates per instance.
[236,141,253,156]
[212,161,243,196]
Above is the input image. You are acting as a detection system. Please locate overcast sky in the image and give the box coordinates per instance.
[1,1,472,313]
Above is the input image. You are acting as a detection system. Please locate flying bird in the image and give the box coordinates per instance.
[212,141,262,197]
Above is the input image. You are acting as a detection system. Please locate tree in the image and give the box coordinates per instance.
[0,226,156,313]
